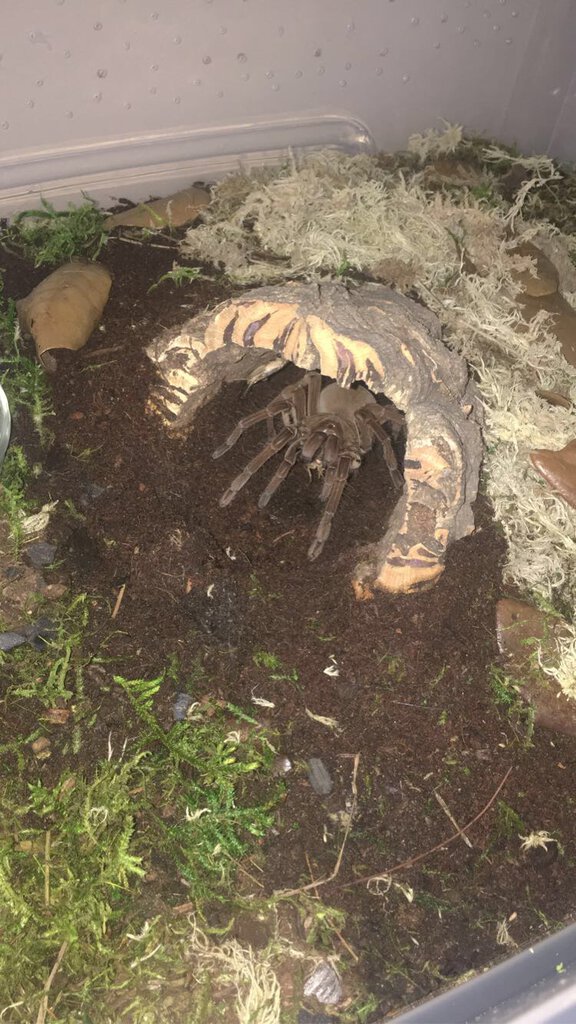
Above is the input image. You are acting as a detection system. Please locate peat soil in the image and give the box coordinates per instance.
[4,234,576,1019]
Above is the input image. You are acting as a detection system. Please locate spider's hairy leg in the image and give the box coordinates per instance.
[212,398,293,459]
[308,454,352,561]
[358,406,404,489]
[218,426,295,507]
[257,439,301,508]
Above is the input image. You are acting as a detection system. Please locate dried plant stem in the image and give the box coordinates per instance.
[36,940,68,1024]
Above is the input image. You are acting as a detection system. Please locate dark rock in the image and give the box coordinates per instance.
[3,566,23,581]
[307,758,333,796]
[25,541,57,568]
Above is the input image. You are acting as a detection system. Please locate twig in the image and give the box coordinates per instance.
[111,583,126,619]
[339,765,513,892]
[304,852,359,963]
[36,940,69,1024]
[44,830,51,907]
[434,790,473,848]
[272,529,296,545]
[82,344,125,358]
[275,753,360,899]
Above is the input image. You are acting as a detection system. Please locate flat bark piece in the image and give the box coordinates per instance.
[530,440,576,509]
[536,389,572,410]
[520,292,576,368]
[17,261,112,371]
[104,187,210,230]
[147,282,483,594]
[496,598,576,736]
[510,241,559,298]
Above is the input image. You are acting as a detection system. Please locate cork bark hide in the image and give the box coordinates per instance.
[147,282,483,593]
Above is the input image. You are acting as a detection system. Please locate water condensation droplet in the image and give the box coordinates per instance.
[237,52,247,62]
[26,98,35,108]
[346,21,355,32]
[473,38,481,46]
[278,25,285,36]
[64,49,71,58]
[345,61,352,70]
[192,78,202,86]
[434,41,441,48]
[173,35,182,43]
[376,66,383,75]
[440,13,448,23]
[511,9,518,16]
[314,47,322,57]
[93,92,102,102]
[217,89,224,98]
[402,73,410,82]
[493,23,501,31]
[174,96,181,104]
[151,64,159,71]
[505,37,513,44]
[65,110,74,118]
[149,86,157,94]
[338,79,347,87]
[265,70,274,78]
[124,101,132,109]
[93,22,103,30]
[97,68,108,78]
[202,55,212,64]
[151,11,159,19]
[295,69,303,78]
[411,16,420,25]
[317,66,325,75]
[219,25,227,34]
[1,121,9,130]
[457,25,465,34]
[241,72,250,81]
[36,79,44,87]
[379,48,389,56]
[271,82,279,91]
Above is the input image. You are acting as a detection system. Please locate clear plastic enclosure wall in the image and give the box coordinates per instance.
[0,0,574,212]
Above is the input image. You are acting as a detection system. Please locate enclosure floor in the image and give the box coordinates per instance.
[4,235,576,1018]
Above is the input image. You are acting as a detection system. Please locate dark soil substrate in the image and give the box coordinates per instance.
[3,234,576,1019]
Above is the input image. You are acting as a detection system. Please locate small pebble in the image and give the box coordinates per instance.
[272,754,292,776]
[303,961,343,1005]
[3,566,22,580]
[44,708,71,725]
[0,631,27,652]
[307,758,333,795]
[172,692,195,721]
[31,737,51,758]
[25,541,57,568]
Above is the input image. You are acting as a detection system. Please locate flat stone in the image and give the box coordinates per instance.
[496,598,576,736]
[510,242,559,297]
[303,962,343,1006]
[104,186,210,230]
[307,758,333,796]
[530,439,576,509]
[536,389,572,410]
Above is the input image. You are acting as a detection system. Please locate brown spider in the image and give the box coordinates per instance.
[212,372,405,560]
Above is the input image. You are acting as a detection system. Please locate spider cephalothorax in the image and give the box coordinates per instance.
[212,371,404,560]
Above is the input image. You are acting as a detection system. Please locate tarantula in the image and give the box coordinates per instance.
[212,372,405,560]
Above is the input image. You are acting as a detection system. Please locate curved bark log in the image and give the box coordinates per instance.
[147,282,483,593]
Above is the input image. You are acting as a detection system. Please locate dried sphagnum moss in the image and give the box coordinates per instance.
[181,134,576,696]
